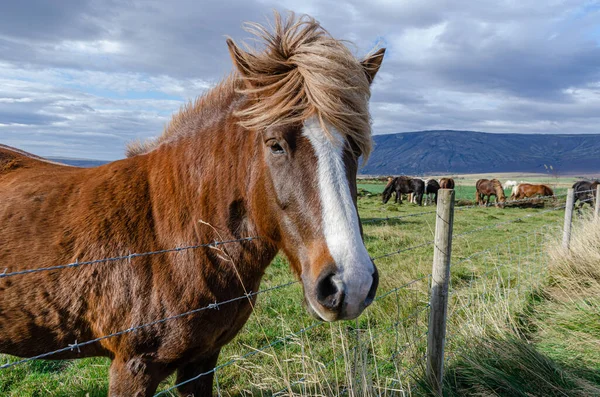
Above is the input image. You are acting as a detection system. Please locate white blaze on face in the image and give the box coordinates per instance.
[302,117,374,319]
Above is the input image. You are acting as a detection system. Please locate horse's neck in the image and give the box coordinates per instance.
[145,124,279,282]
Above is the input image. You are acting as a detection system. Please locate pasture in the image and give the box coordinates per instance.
[2,185,598,396]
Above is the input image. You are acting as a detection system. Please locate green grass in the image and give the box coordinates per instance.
[1,190,598,396]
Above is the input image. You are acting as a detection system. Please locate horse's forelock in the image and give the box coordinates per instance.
[230,12,374,160]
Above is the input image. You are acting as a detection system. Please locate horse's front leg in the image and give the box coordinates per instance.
[176,350,221,397]
[109,356,168,397]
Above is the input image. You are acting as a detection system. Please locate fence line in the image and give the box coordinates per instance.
[0,236,260,279]
[444,223,556,359]
[272,302,430,396]
[158,277,433,396]
[0,280,296,369]
[1,187,587,395]
[226,202,570,395]
[426,189,574,396]
[2,192,578,280]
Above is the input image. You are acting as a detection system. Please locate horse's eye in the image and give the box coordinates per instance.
[269,142,285,155]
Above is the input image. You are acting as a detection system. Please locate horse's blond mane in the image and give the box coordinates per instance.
[491,179,506,197]
[126,12,374,159]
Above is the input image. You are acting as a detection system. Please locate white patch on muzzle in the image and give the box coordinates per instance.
[302,117,375,320]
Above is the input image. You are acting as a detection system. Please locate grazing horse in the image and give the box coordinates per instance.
[513,183,554,201]
[425,179,440,205]
[382,176,424,205]
[0,13,385,397]
[408,178,426,204]
[439,178,455,189]
[572,180,599,210]
[510,185,519,200]
[475,179,506,208]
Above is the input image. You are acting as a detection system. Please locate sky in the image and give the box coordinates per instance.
[1,1,599,160]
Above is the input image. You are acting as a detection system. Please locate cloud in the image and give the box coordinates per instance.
[0,0,599,160]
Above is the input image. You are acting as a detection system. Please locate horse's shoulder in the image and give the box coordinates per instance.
[0,145,65,175]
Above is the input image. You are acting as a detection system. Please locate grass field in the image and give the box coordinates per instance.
[1,185,599,396]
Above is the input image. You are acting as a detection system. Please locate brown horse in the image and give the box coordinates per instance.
[476,179,506,208]
[0,13,384,396]
[513,183,554,200]
[439,178,455,189]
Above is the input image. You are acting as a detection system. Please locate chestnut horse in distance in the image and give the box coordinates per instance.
[513,183,554,200]
[476,179,506,208]
[439,178,455,189]
[0,13,385,396]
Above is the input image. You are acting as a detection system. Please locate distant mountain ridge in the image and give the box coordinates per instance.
[47,157,109,168]
[361,130,600,176]
[45,130,600,175]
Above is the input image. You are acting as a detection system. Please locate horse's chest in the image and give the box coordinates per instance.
[158,297,256,359]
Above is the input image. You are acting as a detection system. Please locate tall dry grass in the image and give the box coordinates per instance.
[441,215,600,397]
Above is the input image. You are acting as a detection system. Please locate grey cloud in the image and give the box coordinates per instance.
[0,0,107,41]
[0,0,599,160]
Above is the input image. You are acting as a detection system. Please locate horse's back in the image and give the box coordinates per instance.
[0,145,65,176]
[0,148,157,358]
[573,180,591,192]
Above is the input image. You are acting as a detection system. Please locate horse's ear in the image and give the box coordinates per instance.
[227,38,257,83]
[361,48,385,84]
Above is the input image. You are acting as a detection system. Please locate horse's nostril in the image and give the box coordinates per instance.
[316,272,344,311]
[365,266,379,306]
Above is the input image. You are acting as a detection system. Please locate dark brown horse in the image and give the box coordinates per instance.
[513,183,554,200]
[424,179,440,205]
[439,178,455,189]
[476,179,506,208]
[382,176,425,205]
[0,13,385,396]
[573,180,599,210]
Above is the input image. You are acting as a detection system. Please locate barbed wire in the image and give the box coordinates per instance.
[371,240,436,261]
[158,195,590,395]
[156,278,433,396]
[2,191,581,280]
[445,223,558,346]
[0,280,298,369]
[0,236,260,279]
[271,304,430,396]
[1,188,587,394]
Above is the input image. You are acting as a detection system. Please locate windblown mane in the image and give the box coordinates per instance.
[126,12,374,159]
[491,179,505,198]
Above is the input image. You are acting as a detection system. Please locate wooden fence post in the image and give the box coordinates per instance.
[595,185,600,221]
[426,189,455,395]
[562,188,575,250]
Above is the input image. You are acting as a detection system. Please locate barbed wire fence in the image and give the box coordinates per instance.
[0,187,597,396]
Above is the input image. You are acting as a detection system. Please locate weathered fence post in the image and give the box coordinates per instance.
[562,188,575,250]
[426,189,455,395]
[595,185,600,221]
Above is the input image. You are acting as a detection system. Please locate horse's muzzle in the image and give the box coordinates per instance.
[309,265,379,321]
